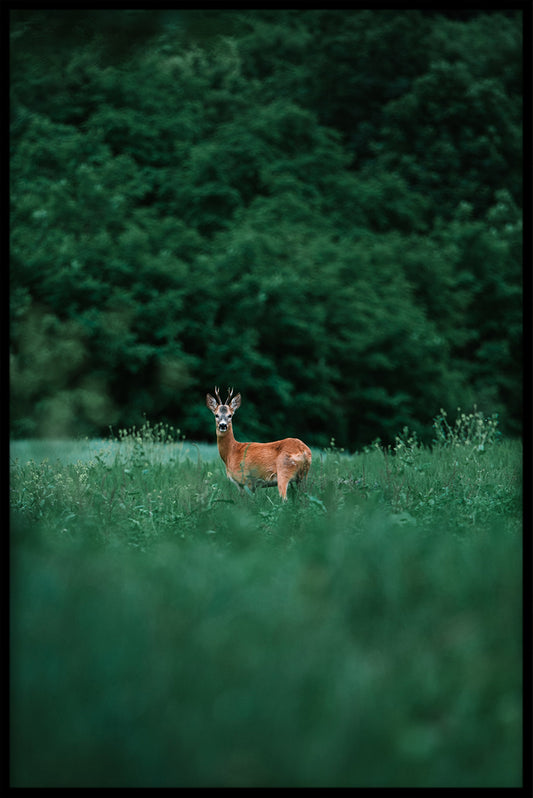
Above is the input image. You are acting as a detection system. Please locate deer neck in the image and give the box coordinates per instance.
[216,426,237,465]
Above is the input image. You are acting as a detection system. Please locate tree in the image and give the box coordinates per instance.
[10,9,523,444]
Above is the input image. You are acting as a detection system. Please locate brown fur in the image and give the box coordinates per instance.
[206,389,311,500]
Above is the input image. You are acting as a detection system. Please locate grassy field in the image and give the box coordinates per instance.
[10,412,523,787]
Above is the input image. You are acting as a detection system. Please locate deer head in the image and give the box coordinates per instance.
[206,386,242,433]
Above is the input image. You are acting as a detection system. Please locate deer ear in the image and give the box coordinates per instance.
[206,393,218,413]
[230,393,241,412]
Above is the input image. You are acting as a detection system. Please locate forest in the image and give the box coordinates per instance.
[10,9,523,448]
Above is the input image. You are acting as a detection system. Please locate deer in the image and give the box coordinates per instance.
[206,387,312,501]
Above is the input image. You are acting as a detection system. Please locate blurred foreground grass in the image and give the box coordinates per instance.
[10,414,523,787]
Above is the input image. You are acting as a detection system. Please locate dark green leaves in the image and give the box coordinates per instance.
[10,10,523,443]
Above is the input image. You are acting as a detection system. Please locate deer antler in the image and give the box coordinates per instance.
[214,386,222,406]
[226,387,234,405]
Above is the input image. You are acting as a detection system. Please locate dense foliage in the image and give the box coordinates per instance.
[10,10,523,446]
[10,412,522,787]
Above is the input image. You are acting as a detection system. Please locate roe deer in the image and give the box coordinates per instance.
[206,387,311,500]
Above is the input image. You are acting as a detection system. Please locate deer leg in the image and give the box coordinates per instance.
[277,475,289,501]
[276,454,299,501]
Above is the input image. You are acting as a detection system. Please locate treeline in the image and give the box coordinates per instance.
[10,10,522,447]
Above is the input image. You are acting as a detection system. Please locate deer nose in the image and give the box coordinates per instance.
[218,421,228,431]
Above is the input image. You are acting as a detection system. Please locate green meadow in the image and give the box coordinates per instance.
[10,411,522,788]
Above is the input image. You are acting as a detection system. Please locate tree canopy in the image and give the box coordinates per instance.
[10,9,523,446]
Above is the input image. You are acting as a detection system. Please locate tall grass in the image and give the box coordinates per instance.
[10,411,523,787]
